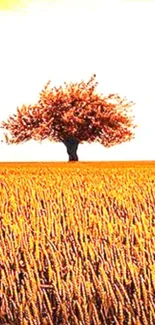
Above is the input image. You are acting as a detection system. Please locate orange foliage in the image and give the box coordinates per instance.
[0,74,136,146]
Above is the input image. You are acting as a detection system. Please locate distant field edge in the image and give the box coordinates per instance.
[0,161,155,167]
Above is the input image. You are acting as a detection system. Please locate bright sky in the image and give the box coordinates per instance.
[0,0,154,161]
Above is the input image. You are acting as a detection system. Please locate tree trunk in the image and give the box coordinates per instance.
[62,136,79,162]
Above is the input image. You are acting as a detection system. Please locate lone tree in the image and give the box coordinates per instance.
[0,74,136,161]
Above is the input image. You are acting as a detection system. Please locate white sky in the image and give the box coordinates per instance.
[0,0,155,161]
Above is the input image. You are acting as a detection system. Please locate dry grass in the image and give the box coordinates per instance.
[0,161,155,325]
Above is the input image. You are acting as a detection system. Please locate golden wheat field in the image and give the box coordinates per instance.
[0,161,155,325]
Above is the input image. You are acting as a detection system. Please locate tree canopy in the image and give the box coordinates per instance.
[0,74,136,147]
